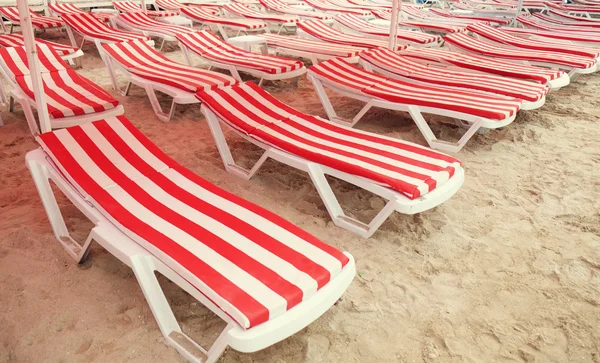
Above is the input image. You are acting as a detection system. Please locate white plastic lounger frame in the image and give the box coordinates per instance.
[201,104,465,238]
[307,72,516,153]
[25,148,355,363]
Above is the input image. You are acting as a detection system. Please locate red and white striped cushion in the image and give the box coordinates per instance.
[0,7,64,29]
[404,48,564,84]
[0,34,78,56]
[48,3,111,22]
[156,0,186,10]
[260,0,333,19]
[181,6,268,29]
[544,1,600,13]
[297,20,407,50]
[113,1,179,17]
[348,0,392,8]
[445,32,597,69]
[118,12,195,36]
[429,8,512,24]
[360,48,548,102]
[102,39,236,92]
[37,115,350,329]
[533,12,600,28]
[335,14,440,44]
[0,45,119,119]
[309,58,521,121]
[62,13,150,42]
[197,81,462,199]
[370,10,466,32]
[327,0,378,10]
[502,26,600,43]
[260,33,364,58]
[468,22,600,58]
[304,0,371,15]
[232,0,262,4]
[545,8,600,22]
[176,31,304,74]
[224,3,299,22]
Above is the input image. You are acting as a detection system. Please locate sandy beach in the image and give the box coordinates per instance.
[0,31,599,363]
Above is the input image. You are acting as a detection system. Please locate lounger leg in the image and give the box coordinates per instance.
[26,154,95,263]
[181,46,194,66]
[21,98,42,136]
[309,75,372,127]
[159,38,166,52]
[65,26,79,49]
[145,86,177,122]
[407,106,483,153]
[10,23,13,34]
[130,255,233,363]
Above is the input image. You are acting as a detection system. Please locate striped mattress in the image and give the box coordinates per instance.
[181,6,268,29]
[0,34,78,57]
[260,0,333,19]
[37,115,351,329]
[48,3,111,22]
[62,13,151,42]
[304,0,371,16]
[297,20,407,50]
[197,81,463,200]
[224,3,299,23]
[335,14,440,44]
[0,7,64,29]
[0,44,119,118]
[260,33,365,58]
[117,12,195,37]
[113,1,179,17]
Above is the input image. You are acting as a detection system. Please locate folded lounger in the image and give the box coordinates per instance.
[467,22,600,60]
[61,12,154,53]
[370,10,468,33]
[401,47,569,90]
[259,0,334,20]
[176,31,306,85]
[502,24,600,46]
[181,6,268,39]
[101,39,236,121]
[223,3,299,33]
[444,32,597,77]
[0,7,63,33]
[297,20,407,50]
[304,0,372,16]
[0,44,123,132]
[27,114,356,363]
[260,33,365,64]
[114,12,195,50]
[334,14,441,46]
[0,33,83,63]
[198,81,465,237]
[113,1,179,17]
[307,58,521,153]
[359,47,548,110]
[48,3,112,22]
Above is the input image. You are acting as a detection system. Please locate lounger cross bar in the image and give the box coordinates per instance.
[28,115,355,362]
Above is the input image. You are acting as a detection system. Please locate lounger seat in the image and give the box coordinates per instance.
[335,14,440,45]
[28,115,355,362]
[297,20,407,51]
[115,12,194,48]
[101,39,236,121]
[429,8,512,25]
[156,0,187,10]
[445,32,597,75]
[197,81,465,237]
[0,7,63,31]
[0,33,78,57]
[62,12,151,43]
[113,1,179,17]
[467,22,600,59]
[327,0,379,10]
[180,6,268,39]
[502,26,600,45]
[544,1,600,13]
[370,10,467,33]
[541,9,600,24]
[48,3,111,22]
[0,44,122,130]
[260,33,365,63]
[518,14,600,32]
[359,47,548,109]
[225,3,299,23]
[260,0,333,20]
[176,31,306,84]
[304,0,372,16]
[307,58,521,152]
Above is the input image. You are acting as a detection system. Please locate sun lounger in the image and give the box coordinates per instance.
[48,3,112,22]
[260,0,334,20]
[326,0,379,10]
[223,3,299,33]
[101,39,236,121]
[259,33,364,63]
[113,1,179,17]
[0,7,63,33]
[503,23,600,46]
[517,13,600,31]
[307,58,521,152]
[335,14,441,46]
[27,114,355,362]
[197,81,465,237]
[114,12,194,50]
[297,20,407,50]
[0,33,83,63]
[444,32,597,77]
[401,47,569,90]
[467,22,600,59]
[180,6,268,39]
[543,1,600,15]
[0,44,122,133]
[428,8,512,25]
[359,47,548,110]
[176,31,306,85]
[304,0,372,16]
[370,10,467,33]
[533,10,600,27]
[348,0,392,8]
[155,0,187,10]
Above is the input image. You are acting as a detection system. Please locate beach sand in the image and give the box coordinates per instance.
[0,33,599,363]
